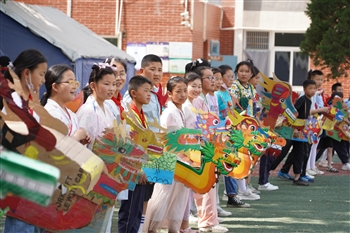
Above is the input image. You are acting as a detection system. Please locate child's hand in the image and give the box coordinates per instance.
[319,107,329,114]
[138,173,148,185]
[72,128,88,142]
[80,134,91,145]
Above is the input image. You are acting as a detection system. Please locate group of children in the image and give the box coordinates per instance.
[1,49,349,233]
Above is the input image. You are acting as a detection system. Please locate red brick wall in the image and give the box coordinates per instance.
[192,2,221,59]
[121,0,193,50]
[220,7,234,55]
[16,0,225,86]
[18,0,67,12]
[321,77,350,99]
[310,64,350,99]
[71,0,116,35]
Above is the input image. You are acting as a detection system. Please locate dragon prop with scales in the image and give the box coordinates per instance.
[122,105,178,184]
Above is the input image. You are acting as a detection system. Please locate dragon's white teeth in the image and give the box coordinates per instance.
[119,163,138,174]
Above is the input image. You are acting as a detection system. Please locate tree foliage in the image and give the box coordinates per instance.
[300,0,350,78]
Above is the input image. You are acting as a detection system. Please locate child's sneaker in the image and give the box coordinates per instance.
[293,179,309,186]
[277,171,293,180]
[226,196,250,208]
[342,163,350,170]
[312,167,324,175]
[319,160,328,168]
[258,182,279,191]
[306,169,317,176]
[247,183,260,194]
[189,214,198,224]
[300,175,314,183]
[217,207,232,217]
[237,190,260,200]
[199,224,228,232]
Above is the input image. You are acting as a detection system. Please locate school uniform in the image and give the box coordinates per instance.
[76,95,115,150]
[280,95,312,177]
[44,99,79,136]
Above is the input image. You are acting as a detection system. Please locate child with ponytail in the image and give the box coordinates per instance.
[77,63,116,149]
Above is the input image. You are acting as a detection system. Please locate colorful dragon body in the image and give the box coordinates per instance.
[122,107,164,159]
[121,106,178,184]
[291,117,322,144]
[263,129,286,158]
[325,97,350,141]
[93,121,149,191]
[225,108,285,176]
[192,108,221,140]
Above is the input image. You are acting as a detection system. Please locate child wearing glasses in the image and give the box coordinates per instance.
[41,64,90,144]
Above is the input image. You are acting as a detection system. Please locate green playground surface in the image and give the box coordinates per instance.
[1,173,349,232]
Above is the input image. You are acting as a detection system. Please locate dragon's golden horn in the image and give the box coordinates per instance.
[227,108,244,126]
[259,72,275,92]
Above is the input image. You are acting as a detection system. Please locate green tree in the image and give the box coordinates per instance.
[300,0,350,78]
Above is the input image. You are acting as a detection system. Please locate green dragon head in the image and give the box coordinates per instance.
[164,127,202,153]
[228,129,268,157]
[201,135,240,175]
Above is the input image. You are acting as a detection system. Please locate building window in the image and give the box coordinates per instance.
[246,31,269,50]
[274,51,308,86]
[275,33,305,47]
[104,37,118,47]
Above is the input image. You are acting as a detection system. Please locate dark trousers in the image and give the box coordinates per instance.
[316,139,349,164]
[270,139,293,171]
[118,184,145,233]
[259,153,275,185]
[332,140,349,164]
[280,141,310,176]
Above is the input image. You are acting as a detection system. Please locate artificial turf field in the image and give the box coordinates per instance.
[1,163,349,233]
